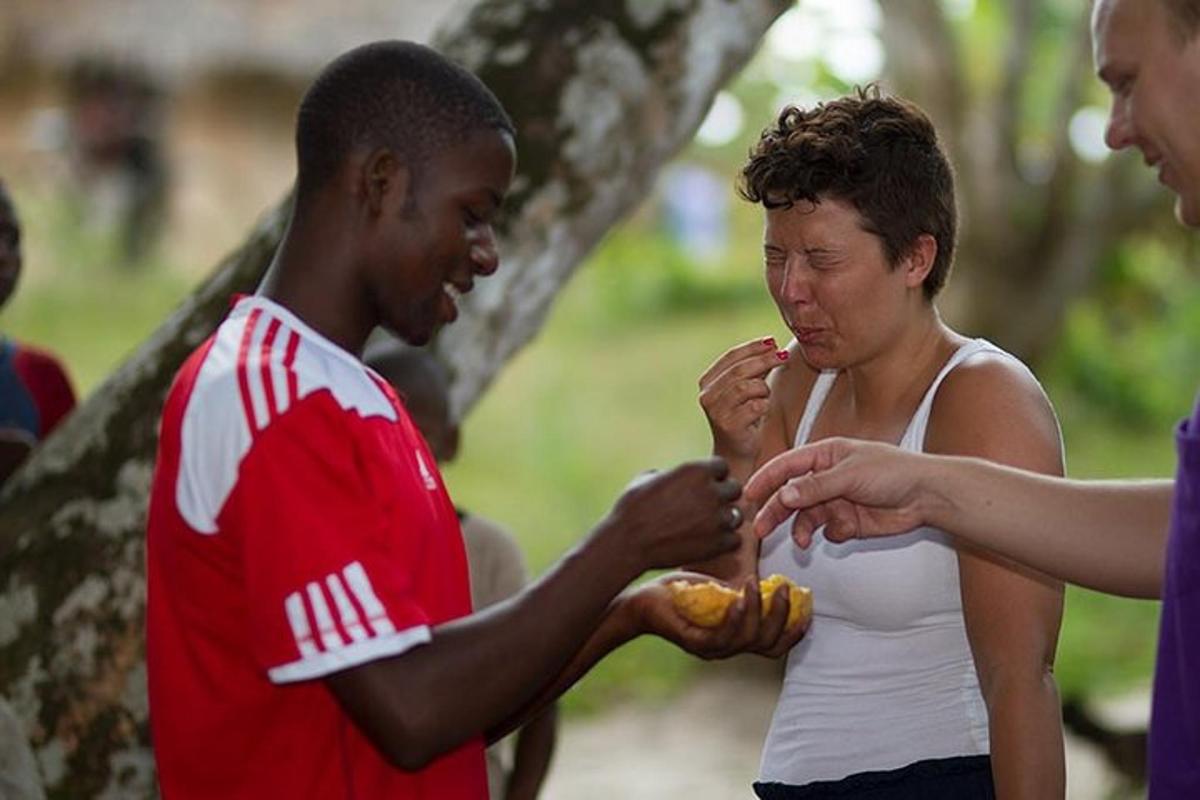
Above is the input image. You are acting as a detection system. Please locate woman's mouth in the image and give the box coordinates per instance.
[791,326,825,345]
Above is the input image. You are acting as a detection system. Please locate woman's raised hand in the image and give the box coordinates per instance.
[698,337,789,463]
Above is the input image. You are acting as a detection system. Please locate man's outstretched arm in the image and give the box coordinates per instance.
[746,438,1171,599]
[325,460,753,771]
[483,568,806,747]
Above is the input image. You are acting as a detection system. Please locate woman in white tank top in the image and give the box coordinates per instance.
[696,88,1066,798]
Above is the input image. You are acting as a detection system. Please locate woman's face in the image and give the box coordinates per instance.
[762,196,912,371]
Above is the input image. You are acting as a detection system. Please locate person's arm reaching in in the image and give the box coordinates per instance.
[325,458,804,771]
[484,566,809,746]
[746,438,1171,599]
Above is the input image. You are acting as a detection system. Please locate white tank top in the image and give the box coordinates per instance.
[757,338,1022,785]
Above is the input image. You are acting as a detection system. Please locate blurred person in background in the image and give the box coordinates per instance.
[697,87,1066,798]
[366,344,557,800]
[661,163,729,263]
[65,58,168,263]
[0,180,77,487]
[746,0,1200,796]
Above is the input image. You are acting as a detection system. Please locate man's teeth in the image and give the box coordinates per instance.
[445,284,462,301]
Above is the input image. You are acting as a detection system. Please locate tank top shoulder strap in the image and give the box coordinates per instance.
[794,370,838,446]
[902,338,1013,453]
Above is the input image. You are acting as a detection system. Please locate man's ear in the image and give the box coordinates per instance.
[902,233,937,289]
[362,148,411,216]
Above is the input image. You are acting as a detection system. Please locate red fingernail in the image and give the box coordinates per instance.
[776,350,789,361]
[761,337,776,348]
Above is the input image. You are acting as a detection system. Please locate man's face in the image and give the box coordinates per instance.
[1094,0,1200,226]
[367,128,516,346]
[0,196,22,311]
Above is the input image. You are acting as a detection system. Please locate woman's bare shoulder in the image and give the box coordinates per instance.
[926,347,1062,470]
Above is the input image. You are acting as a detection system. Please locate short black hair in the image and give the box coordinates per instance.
[295,40,514,197]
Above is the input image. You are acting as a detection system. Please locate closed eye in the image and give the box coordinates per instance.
[805,248,841,270]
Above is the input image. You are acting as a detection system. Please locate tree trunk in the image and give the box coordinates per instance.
[0,0,790,795]
[879,0,1170,364]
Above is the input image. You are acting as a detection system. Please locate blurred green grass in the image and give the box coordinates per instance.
[1,209,1164,716]
[4,264,193,393]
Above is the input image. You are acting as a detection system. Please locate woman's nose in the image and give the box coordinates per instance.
[781,255,813,303]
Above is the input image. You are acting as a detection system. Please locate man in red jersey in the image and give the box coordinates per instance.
[146,41,807,799]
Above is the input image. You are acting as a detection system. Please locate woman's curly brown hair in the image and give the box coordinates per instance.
[739,85,956,299]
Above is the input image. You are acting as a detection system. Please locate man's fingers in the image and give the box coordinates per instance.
[753,477,810,538]
[720,504,744,531]
[822,500,864,543]
[724,576,759,651]
[717,530,741,555]
[745,447,827,505]
[716,478,743,503]
[789,507,820,548]
[757,585,788,647]
[703,456,730,482]
[763,609,810,658]
[752,464,851,539]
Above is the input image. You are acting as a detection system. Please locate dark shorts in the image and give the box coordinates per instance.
[753,755,995,800]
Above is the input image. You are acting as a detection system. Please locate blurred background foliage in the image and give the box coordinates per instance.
[0,0,1186,717]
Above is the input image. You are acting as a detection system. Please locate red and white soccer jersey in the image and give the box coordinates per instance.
[146,295,486,799]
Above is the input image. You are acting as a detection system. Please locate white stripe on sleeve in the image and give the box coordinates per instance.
[343,561,396,636]
[285,590,320,658]
[326,573,369,643]
[307,581,346,651]
[268,625,431,684]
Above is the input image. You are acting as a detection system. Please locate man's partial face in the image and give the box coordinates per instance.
[0,194,22,310]
[1094,0,1200,226]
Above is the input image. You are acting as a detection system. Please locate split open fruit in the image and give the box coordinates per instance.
[667,574,812,629]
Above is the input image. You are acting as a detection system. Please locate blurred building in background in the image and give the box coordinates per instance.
[0,0,453,272]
